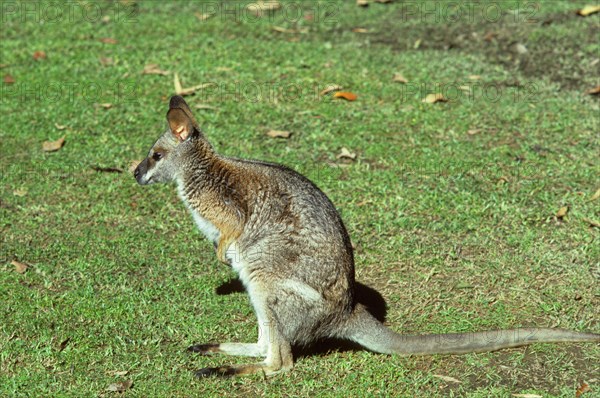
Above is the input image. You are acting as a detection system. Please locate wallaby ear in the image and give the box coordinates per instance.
[166,96,198,142]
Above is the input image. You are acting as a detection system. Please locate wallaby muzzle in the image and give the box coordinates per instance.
[134,158,150,185]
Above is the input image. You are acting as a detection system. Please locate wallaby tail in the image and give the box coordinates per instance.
[342,305,600,356]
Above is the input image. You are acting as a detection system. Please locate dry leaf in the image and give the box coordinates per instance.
[337,147,356,160]
[33,51,47,60]
[178,83,213,96]
[99,57,113,66]
[13,189,27,197]
[484,31,496,41]
[352,28,368,33]
[320,84,342,96]
[357,0,369,6]
[266,129,291,139]
[42,137,65,152]
[173,73,183,95]
[106,380,133,392]
[468,75,481,80]
[247,0,281,16]
[194,104,218,110]
[3,74,15,84]
[590,188,600,201]
[55,123,67,130]
[99,103,112,109]
[11,260,28,274]
[392,73,408,83]
[586,85,600,95]
[577,5,600,16]
[142,64,169,76]
[58,337,70,352]
[555,206,569,219]
[109,370,129,376]
[467,128,481,135]
[422,93,447,103]
[583,218,600,228]
[194,12,214,21]
[272,26,308,34]
[92,166,123,173]
[576,381,591,398]
[432,374,461,383]
[333,91,358,101]
[99,37,118,44]
[101,15,111,23]
[512,394,542,398]
[413,38,421,49]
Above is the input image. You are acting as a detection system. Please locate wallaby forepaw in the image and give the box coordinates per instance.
[187,343,220,355]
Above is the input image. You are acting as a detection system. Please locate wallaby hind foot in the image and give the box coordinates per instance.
[187,342,267,357]
[194,340,293,378]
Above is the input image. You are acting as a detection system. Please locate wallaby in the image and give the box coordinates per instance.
[134,95,599,378]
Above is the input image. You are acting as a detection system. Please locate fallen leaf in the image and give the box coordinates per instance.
[194,12,214,21]
[352,28,368,33]
[99,57,114,66]
[333,91,358,101]
[106,380,133,392]
[514,43,528,54]
[336,147,356,160]
[468,75,481,80]
[422,93,447,103]
[392,73,408,83]
[42,137,65,152]
[109,370,129,376]
[272,26,308,34]
[459,85,471,92]
[266,129,291,139]
[413,38,421,49]
[247,0,281,16]
[576,381,591,398]
[11,260,28,274]
[194,104,218,110]
[142,64,170,76]
[577,5,600,16]
[3,74,15,84]
[54,123,67,130]
[178,83,213,96]
[99,103,112,109]
[92,166,123,173]
[357,0,369,6]
[484,31,496,41]
[101,15,111,23]
[432,374,461,383]
[467,128,481,135]
[590,188,600,201]
[129,160,142,174]
[173,73,183,95]
[13,189,27,197]
[583,218,600,228]
[58,337,70,352]
[512,394,542,398]
[99,37,118,44]
[555,206,569,219]
[586,85,600,95]
[215,67,232,72]
[33,51,47,60]
[320,84,342,96]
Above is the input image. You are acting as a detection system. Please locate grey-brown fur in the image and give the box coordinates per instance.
[134,96,599,377]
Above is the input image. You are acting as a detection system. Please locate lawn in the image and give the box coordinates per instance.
[1,1,599,397]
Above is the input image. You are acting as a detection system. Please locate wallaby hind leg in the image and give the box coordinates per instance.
[194,336,293,378]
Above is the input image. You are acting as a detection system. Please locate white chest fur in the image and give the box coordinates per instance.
[177,183,220,245]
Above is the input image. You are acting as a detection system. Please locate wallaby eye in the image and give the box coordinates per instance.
[152,152,163,161]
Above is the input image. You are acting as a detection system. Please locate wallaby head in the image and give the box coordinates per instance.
[134,96,204,185]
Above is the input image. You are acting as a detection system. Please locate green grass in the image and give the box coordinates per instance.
[1,1,598,397]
